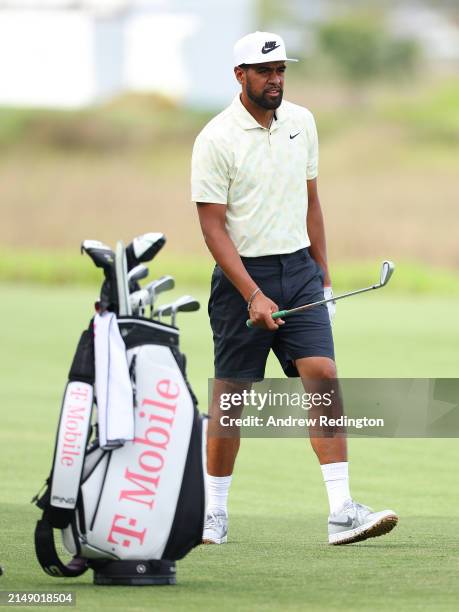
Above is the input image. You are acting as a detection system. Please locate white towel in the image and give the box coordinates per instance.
[94,312,134,449]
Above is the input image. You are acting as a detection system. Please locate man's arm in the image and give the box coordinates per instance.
[196,202,283,330]
[306,178,331,287]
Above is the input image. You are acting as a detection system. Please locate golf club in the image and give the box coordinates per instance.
[81,240,114,272]
[145,276,175,319]
[129,288,151,316]
[246,260,395,328]
[129,276,175,317]
[154,302,173,322]
[167,295,200,327]
[81,239,116,312]
[128,264,149,292]
[115,241,132,316]
[126,232,166,271]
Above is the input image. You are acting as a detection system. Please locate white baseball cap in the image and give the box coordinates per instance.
[233,31,298,66]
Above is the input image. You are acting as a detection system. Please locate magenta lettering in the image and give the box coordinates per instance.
[157,379,180,400]
[107,514,146,548]
[139,450,165,473]
[59,389,90,467]
[119,469,160,509]
[69,387,90,400]
[134,426,170,451]
[113,375,182,542]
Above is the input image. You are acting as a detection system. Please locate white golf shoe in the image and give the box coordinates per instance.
[202,509,228,544]
[328,499,398,545]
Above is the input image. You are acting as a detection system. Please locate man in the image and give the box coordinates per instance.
[191,31,398,545]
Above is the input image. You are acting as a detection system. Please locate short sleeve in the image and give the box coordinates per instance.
[306,113,319,180]
[191,132,229,204]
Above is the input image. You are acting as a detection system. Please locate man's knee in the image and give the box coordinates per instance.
[295,357,337,380]
[316,361,337,379]
[208,379,251,438]
[210,379,252,415]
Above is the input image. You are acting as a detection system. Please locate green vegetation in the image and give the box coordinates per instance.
[1,74,458,155]
[317,14,419,85]
[1,249,459,296]
[0,95,212,152]
[0,283,458,610]
[381,79,459,145]
[0,249,214,288]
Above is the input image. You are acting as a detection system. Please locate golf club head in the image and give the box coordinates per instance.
[173,295,201,313]
[146,275,175,297]
[128,264,149,292]
[155,303,174,319]
[146,276,175,319]
[130,288,151,313]
[81,240,116,312]
[126,232,166,270]
[169,295,200,326]
[128,264,149,283]
[81,240,114,272]
[380,260,395,287]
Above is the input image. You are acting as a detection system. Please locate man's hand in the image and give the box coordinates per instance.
[324,286,336,324]
[248,292,284,330]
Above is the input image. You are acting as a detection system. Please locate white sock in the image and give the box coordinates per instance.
[206,475,232,515]
[321,462,351,515]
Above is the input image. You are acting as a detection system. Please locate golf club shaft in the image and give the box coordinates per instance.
[246,283,382,328]
[151,297,161,320]
[116,241,131,316]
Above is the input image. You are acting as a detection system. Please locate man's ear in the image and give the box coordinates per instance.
[234,66,245,85]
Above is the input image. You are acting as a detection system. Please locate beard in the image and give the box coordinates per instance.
[246,80,283,110]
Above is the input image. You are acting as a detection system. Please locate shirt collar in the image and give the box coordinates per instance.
[231,95,286,131]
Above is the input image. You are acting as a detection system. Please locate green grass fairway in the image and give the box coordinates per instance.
[1,284,458,611]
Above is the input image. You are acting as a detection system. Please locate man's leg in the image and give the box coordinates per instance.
[204,257,281,543]
[295,356,346,465]
[295,356,350,512]
[203,379,251,544]
[207,379,247,476]
[296,356,398,545]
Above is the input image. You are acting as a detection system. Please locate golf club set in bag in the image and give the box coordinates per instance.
[32,233,206,586]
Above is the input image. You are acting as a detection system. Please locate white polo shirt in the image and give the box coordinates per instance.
[191,95,319,257]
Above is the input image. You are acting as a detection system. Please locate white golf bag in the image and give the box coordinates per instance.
[34,315,207,584]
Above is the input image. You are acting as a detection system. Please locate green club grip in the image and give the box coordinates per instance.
[246,310,288,328]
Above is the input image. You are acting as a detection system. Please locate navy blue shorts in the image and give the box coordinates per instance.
[208,248,335,380]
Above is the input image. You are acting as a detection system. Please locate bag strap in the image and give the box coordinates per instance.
[49,381,93,515]
[48,324,95,518]
[34,519,88,578]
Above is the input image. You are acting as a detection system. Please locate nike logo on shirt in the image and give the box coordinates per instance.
[290,132,301,140]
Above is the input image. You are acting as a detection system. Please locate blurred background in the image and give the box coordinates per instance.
[1,5,459,603]
[0,0,458,289]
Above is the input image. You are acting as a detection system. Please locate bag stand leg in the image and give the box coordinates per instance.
[91,559,176,586]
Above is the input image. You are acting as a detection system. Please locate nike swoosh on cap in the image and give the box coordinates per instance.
[261,43,281,54]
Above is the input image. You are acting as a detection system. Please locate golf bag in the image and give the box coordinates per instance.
[33,235,206,585]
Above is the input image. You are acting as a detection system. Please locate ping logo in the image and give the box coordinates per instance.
[52,495,76,505]
[261,41,281,54]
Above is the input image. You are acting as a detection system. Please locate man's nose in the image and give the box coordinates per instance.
[268,72,282,86]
